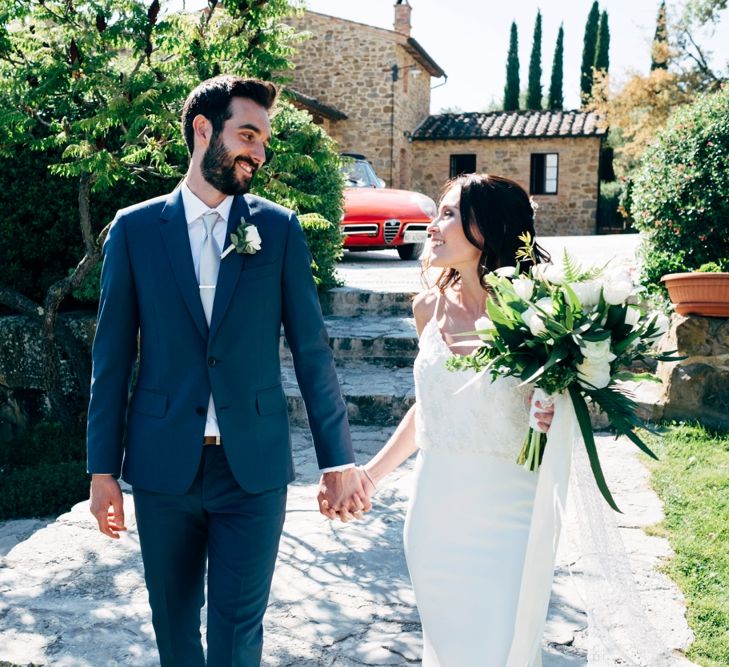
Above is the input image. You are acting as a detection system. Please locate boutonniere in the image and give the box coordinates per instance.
[221,218,262,259]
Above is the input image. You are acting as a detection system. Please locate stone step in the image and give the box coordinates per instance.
[281,315,418,366]
[282,359,415,427]
[319,287,415,317]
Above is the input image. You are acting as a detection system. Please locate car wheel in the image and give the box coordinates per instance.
[397,243,425,260]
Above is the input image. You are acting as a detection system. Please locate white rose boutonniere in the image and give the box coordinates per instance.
[221,218,262,259]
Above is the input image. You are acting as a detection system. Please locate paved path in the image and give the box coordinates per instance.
[0,433,694,666]
[0,233,695,666]
[336,235,642,292]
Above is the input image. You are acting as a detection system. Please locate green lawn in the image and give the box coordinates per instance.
[645,422,729,667]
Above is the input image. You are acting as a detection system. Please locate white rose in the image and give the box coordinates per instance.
[624,305,641,330]
[567,280,601,308]
[577,359,612,389]
[513,277,534,301]
[542,264,566,285]
[534,296,554,315]
[246,225,262,251]
[494,266,516,278]
[581,338,616,363]
[474,316,495,341]
[603,279,633,305]
[522,307,547,336]
[607,267,632,284]
[647,312,670,339]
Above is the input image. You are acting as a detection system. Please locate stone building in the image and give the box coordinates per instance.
[286,1,606,235]
[411,111,605,236]
[285,1,444,191]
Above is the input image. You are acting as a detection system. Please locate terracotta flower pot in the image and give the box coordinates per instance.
[661,272,729,317]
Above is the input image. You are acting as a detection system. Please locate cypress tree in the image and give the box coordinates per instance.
[548,24,564,110]
[580,1,600,103]
[651,0,669,70]
[594,10,610,73]
[503,21,520,111]
[526,10,543,110]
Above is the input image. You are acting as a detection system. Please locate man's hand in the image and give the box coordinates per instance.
[317,468,372,523]
[89,474,127,539]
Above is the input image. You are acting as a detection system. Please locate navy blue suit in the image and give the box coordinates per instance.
[87,188,354,665]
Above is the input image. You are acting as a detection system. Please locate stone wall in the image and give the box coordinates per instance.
[0,314,95,440]
[658,315,729,429]
[410,136,603,236]
[286,11,431,188]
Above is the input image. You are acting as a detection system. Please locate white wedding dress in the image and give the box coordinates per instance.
[404,308,541,666]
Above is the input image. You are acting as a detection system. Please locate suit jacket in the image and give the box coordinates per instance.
[86,188,354,494]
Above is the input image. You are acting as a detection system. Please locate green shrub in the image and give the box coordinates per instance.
[299,213,344,290]
[259,102,345,227]
[0,146,178,307]
[0,461,89,520]
[631,85,729,297]
[0,421,88,520]
[697,261,728,272]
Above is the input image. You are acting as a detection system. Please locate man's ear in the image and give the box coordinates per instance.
[192,114,212,150]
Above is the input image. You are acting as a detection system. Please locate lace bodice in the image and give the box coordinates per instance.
[413,316,530,461]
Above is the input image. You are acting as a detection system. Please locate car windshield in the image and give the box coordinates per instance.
[341,159,382,188]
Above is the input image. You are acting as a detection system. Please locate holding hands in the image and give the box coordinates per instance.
[317,467,372,522]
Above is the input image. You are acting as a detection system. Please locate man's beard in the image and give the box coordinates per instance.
[201,133,256,196]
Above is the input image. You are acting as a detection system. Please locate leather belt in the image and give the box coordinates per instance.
[203,436,222,446]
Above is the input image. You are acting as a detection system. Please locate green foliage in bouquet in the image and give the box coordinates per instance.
[448,234,682,511]
[631,85,729,299]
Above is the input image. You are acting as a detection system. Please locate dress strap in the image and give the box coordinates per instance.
[432,289,445,323]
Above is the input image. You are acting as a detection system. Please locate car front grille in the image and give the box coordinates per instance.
[383,219,401,244]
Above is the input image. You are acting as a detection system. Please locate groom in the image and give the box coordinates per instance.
[87,75,369,666]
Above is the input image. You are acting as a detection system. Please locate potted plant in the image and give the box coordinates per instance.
[661,262,729,317]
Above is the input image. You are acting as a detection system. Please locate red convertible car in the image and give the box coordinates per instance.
[340,154,436,260]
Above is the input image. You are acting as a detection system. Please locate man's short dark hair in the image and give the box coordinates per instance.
[181,75,278,154]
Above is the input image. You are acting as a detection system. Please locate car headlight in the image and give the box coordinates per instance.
[415,195,437,220]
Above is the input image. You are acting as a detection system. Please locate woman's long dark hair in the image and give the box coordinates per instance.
[432,173,551,292]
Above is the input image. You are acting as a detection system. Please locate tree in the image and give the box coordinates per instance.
[588,68,693,176]
[526,10,542,110]
[580,1,600,104]
[651,0,669,70]
[594,10,610,73]
[548,24,564,110]
[0,0,339,426]
[503,21,520,111]
[673,0,727,90]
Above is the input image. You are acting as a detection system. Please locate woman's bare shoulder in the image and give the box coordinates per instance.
[412,289,439,336]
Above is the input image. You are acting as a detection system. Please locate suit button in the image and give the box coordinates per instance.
[208,357,217,367]
[196,407,206,416]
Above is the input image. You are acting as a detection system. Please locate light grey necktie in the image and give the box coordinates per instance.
[199,211,221,326]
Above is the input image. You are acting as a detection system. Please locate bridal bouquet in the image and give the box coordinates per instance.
[447,234,680,511]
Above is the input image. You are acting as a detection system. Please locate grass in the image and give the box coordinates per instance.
[645,421,729,667]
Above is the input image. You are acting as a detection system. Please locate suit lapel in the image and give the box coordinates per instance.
[159,189,208,340]
[209,195,252,341]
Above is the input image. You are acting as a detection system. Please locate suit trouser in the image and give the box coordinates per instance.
[133,446,287,667]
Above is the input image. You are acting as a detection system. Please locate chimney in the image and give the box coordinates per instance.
[394,0,412,37]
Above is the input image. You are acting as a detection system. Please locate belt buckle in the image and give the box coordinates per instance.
[203,436,221,446]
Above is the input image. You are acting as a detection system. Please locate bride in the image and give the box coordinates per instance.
[356,173,555,666]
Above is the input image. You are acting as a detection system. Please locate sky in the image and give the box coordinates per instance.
[303,0,729,113]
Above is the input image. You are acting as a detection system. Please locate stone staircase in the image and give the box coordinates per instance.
[281,287,418,430]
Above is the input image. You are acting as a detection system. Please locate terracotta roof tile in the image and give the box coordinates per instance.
[413,110,606,140]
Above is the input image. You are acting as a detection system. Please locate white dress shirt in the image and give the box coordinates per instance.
[181,183,232,438]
